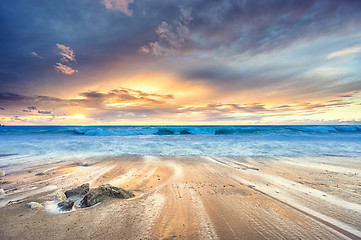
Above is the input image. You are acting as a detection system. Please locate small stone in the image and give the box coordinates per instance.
[0,188,5,195]
[26,202,42,209]
[73,162,91,167]
[55,191,66,202]
[35,172,46,176]
[65,183,90,198]
[0,170,5,177]
[58,199,74,211]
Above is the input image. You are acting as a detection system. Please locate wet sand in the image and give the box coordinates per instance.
[0,156,360,239]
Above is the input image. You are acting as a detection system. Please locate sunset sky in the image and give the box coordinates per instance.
[1,0,361,125]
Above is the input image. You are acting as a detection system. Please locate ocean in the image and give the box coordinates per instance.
[1,125,361,170]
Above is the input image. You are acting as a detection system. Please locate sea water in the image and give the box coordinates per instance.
[0,125,360,170]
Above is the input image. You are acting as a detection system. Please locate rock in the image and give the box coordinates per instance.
[26,202,42,209]
[35,171,55,176]
[7,199,24,206]
[55,191,66,202]
[58,199,74,211]
[35,172,46,176]
[81,184,134,207]
[65,183,89,198]
[0,188,5,195]
[155,128,174,135]
[0,170,5,177]
[73,162,91,167]
[180,129,191,135]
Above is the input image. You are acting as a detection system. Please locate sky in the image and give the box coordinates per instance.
[0,0,361,125]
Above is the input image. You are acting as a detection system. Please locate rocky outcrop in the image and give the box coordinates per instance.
[65,183,89,198]
[58,199,74,211]
[26,202,42,209]
[81,184,134,207]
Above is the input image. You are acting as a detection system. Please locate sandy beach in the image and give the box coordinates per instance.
[0,156,360,239]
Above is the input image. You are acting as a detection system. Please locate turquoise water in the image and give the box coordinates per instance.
[1,125,360,170]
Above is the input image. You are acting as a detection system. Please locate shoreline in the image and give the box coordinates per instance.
[0,156,360,239]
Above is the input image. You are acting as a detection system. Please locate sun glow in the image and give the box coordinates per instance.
[72,114,86,119]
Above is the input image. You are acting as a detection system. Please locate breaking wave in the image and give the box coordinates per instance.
[1,125,360,137]
[71,125,361,136]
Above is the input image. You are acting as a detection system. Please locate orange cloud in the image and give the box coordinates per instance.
[102,0,134,16]
[56,43,76,62]
[54,63,78,75]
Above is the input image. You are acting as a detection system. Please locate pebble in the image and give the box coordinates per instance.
[55,191,66,202]
[0,170,5,177]
[35,172,46,176]
[26,202,42,209]
[0,188,5,195]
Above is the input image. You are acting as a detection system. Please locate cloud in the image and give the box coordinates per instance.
[53,44,78,74]
[80,88,174,107]
[38,110,52,114]
[327,45,361,59]
[0,88,173,110]
[31,51,44,59]
[56,43,76,62]
[179,99,352,117]
[0,87,359,124]
[140,7,192,56]
[54,63,78,75]
[102,0,134,16]
[1,1,361,124]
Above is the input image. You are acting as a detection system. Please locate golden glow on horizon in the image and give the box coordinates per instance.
[100,72,211,104]
[72,114,86,119]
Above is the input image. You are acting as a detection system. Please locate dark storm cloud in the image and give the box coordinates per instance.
[2,0,361,91]
[141,0,361,56]
[0,0,176,90]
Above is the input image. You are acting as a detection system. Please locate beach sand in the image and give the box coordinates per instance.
[0,156,360,239]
